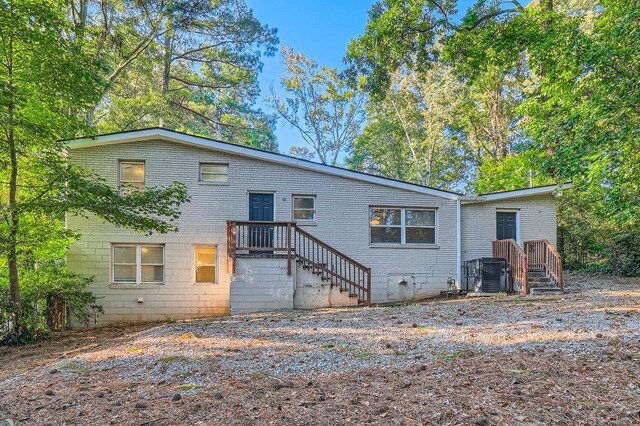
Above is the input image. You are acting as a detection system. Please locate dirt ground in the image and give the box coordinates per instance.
[1,273,639,425]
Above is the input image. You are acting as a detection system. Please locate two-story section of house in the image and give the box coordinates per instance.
[65,128,569,326]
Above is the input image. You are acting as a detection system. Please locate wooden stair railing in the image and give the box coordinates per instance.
[524,239,564,291]
[492,239,528,294]
[227,221,371,305]
[294,225,371,305]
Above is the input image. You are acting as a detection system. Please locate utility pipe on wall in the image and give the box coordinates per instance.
[456,198,462,285]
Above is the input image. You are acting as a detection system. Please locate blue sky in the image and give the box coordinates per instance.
[246,0,479,155]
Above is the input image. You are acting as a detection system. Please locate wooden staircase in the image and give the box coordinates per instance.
[493,238,564,295]
[227,221,371,304]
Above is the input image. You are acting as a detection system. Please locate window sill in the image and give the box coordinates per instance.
[295,221,317,226]
[192,282,217,285]
[198,181,229,186]
[369,244,440,249]
[109,283,164,289]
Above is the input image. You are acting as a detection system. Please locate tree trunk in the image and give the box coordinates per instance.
[7,96,21,337]
[541,0,557,174]
[6,24,21,336]
[160,12,173,128]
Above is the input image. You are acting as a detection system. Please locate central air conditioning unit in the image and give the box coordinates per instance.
[462,258,508,293]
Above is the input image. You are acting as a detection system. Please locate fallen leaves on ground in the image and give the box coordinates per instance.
[1,273,639,425]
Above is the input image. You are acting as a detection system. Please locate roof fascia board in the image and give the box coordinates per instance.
[479,183,573,201]
[66,129,460,200]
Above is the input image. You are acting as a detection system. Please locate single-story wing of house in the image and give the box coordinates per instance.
[65,128,572,326]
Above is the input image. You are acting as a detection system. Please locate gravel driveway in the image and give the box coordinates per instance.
[1,273,639,425]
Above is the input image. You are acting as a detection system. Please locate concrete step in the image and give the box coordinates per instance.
[528,283,558,290]
[528,277,552,283]
[530,287,563,295]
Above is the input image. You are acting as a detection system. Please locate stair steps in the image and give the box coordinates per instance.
[228,221,371,305]
[296,256,366,304]
[527,268,562,294]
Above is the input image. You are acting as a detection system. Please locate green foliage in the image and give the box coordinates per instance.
[0,0,189,341]
[348,65,470,190]
[0,217,102,343]
[350,0,640,276]
[473,150,553,193]
[74,0,279,150]
[346,0,455,99]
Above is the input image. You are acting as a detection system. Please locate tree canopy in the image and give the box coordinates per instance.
[268,47,366,165]
[71,0,279,150]
[347,0,640,273]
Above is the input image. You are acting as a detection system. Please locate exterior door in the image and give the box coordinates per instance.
[496,212,517,241]
[249,193,274,250]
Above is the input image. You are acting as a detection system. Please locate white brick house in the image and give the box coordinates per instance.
[65,128,570,325]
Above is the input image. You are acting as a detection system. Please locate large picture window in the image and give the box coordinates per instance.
[119,161,145,194]
[369,208,436,245]
[112,244,164,284]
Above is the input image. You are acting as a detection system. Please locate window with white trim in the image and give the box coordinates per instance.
[194,245,216,283]
[369,208,436,245]
[119,161,145,194]
[292,195,316,221]
[199,163,228,183]
[112,244,164,284]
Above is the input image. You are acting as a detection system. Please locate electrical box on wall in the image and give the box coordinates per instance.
[386,273,431,301]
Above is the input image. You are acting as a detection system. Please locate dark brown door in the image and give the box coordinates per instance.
[496,212,517,241]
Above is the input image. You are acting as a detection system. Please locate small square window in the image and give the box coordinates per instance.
[194,245,216,283]
[292,195,316,222]
[119,161,145,195]
[200,163,228,183]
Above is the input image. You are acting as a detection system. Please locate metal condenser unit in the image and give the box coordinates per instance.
[463,258,508,293]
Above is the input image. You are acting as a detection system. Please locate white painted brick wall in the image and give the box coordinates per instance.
[67,139,559,324]
[67,139,460,324]
[230,258,294,314]
[293,264,358,309]
[460,194,558,262]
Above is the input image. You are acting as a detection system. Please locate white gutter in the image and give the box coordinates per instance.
[478,182,573,201]
[455,198,462,286]
[65,128,461,200]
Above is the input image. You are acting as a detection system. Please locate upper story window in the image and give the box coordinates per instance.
[200,163,228,184]
[369,207,436,245]
[119,161,145,195]
[112,244,164,285]
[293,195,316,222]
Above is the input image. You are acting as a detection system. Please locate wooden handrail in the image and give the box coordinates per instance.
[232,220,295,226]
[524,239,563,291]
[492,239,529,294]
[294,225,370,271]
[295,253,368,292]
[227,220,372,304]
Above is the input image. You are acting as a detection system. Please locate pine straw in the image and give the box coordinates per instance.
[1,273,639,425]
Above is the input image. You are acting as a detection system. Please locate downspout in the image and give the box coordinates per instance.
[456,197,462,286]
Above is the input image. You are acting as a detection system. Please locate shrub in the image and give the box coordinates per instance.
[0,263,102,345]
